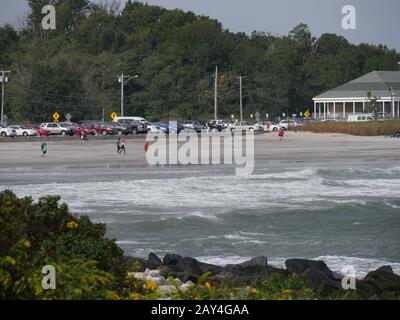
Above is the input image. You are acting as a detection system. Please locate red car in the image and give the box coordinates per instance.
[27,125,50,137]
[60,122,93,136]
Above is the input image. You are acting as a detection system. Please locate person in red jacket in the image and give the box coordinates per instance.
[277,129,285,141]
[144,141,149,152]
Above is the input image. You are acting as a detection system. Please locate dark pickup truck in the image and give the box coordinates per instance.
[115,119,148,135]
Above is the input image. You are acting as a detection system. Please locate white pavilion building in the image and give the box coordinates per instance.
[313,71,400,119]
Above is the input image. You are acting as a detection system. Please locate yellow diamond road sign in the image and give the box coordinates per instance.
[111,112,118,121]
[304,111,310,118]
[53,112,60,122]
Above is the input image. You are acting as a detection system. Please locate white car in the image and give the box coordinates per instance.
[229,121,263,132]
[8,125,38,137]
[263,122,280,132]
[0,124,16,137]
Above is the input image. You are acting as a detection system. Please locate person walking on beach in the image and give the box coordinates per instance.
[116,138,121,153]
[41,142,48,157]
[277,128,285,142]
[119,139,126,154]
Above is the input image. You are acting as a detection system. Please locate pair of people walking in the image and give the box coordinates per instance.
[116,138,126,154]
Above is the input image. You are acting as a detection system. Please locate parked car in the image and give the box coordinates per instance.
[206,120,226,132]
[229,121,263,132]
[263,121,280,132]
[183,121,206,133]
[278,120,301,130]
[153,122,170,134]
[26,124,50,136]
[0,124,16,137]
[115,119,148,134]
[40,123,74,136]
[7,125,38,137]
[347,113,376,122]
[141,121,159,133]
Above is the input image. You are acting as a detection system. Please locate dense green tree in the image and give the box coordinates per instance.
[1,1,399,123]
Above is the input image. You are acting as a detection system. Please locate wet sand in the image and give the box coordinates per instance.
[0,132,399,169]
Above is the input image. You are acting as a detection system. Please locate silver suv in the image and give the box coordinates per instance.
[40,123,74,136]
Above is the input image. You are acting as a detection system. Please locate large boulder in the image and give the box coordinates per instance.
[176,257,223,277]
[357,265,400,296]
[300,268,342,294]
[285,259,338,280]
[163,254,183,266]
[221,257,288,283]
[147,252,163,269]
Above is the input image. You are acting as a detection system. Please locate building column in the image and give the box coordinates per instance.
[393,99,395,119]
[363,101,366,112]
[343,102,346,119]
[318,103,321,119]
[353,101,356,114]
[382,102,385,119]
[333,102,336,119]
[324,102,326,119]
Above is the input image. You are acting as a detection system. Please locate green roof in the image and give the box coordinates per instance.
[314,71,400,100]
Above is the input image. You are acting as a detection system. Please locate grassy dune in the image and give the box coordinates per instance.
[298,121,400,136]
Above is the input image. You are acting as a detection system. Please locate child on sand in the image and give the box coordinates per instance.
[41,142,48,157]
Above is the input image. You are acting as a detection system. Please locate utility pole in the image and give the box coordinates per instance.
[1,70,11,124]
[237,75,246,123]
[214,66,218,120]
[117,73,139,117]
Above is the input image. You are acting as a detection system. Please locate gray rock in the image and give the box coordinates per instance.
[238,256,268,268]
[285,259,336,280]
[300,268,342,294]
[147,252,163,269]
[176,257,223,277]
[163,254,183,266]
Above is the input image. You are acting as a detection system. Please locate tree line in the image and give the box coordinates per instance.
[0,0,399,123]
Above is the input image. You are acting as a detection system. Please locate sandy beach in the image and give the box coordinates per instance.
[0,132,399,169]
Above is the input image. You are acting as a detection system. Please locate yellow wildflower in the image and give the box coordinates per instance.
[129,293,142,300]
[35,287,43,297]
[249,288,259,295]
[66,221,78,229]
[205,281,212,291]
[23,240,31,248]
[4,256,16,266]
[144,280,158,292]
[105,291,121,300]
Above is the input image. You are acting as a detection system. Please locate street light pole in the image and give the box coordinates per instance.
[237,75,246,122]
[1,70,11,124]
[117,74,138,117]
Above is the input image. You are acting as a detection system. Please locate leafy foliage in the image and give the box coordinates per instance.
[0,190,128,299]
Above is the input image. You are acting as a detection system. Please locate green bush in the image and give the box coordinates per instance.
[0,190,128,299]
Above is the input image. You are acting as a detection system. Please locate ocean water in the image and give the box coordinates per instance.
[1,161,400,278]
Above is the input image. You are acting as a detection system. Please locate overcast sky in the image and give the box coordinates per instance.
[1,0,399,51]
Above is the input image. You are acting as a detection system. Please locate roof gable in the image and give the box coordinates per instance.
[314,71,400,99]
